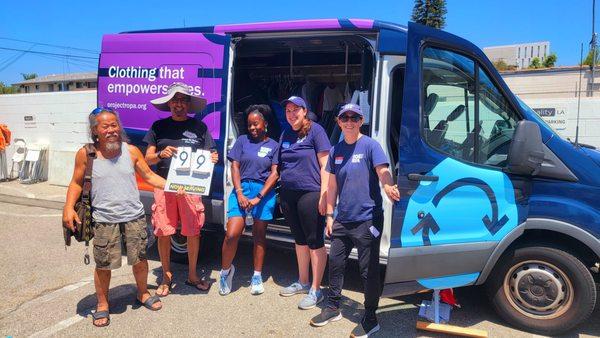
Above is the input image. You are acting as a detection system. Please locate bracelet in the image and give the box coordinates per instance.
[325,213,334,218]
[236,188,243,193]
[256,192,264,199]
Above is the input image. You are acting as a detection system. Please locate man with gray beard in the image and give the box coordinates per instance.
[63,108,169,327]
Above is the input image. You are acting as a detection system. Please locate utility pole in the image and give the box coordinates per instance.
[592,0,597,96]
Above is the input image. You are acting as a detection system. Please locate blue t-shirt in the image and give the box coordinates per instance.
[279,122,331,191]
[227,135,279,183]
[326,136,389,223]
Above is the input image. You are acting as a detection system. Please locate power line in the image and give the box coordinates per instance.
[0,37,99,54]
[0,47,98,60]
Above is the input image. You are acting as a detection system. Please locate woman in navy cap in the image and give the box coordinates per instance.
[218,105,279,296]
[310,103,400,337]
[278,96,331,310]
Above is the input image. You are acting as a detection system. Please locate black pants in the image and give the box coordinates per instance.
[280,189,325,249]
[327,215,382,319]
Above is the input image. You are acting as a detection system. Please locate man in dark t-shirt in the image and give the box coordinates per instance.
[143,82,218,296]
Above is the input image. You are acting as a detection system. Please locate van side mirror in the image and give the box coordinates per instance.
[506,120,545,176]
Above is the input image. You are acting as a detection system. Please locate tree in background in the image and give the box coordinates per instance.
[542,53,557,68]
[0,82,18,94]
[583,48,600,67]
[529,57,542,69]
[21,73,37,80]
[412,0,447,29]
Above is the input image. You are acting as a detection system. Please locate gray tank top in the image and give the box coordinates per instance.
[91,143,145,223]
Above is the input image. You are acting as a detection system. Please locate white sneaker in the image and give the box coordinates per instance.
[250,275,264,295]
[218,264,235,296]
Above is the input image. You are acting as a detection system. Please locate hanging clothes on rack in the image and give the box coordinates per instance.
[322,84,345,113]
[351,90,371,125]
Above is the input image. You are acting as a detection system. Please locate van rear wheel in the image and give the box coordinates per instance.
[486,245,596,335]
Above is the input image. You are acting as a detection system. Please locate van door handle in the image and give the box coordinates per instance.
[408,173,439,182]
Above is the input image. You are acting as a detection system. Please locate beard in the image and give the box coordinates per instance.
[105,141,121,151]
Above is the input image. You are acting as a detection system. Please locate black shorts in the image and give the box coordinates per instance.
[280,189,325,249]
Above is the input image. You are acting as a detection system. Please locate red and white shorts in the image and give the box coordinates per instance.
[151,189,205,237]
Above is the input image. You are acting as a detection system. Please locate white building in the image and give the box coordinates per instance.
[484,42,550,69]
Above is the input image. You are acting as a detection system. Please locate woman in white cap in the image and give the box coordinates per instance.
[309,103,400,337]
[278,96,331,310]
[143,82,218,296]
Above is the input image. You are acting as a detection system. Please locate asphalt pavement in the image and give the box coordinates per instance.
[1,196,600,337]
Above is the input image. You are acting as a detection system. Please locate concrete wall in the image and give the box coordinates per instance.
[0,91,96,186]
[520,97,600,148]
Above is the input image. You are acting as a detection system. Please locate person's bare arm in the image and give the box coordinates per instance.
[325,172,338,237]
[231,161,250,210]
[248,164,279,208]
[62,148,87,231]
[375,164,400,202]
[145,145,178,166]
[130,145,166,190]
[317,151,329,215]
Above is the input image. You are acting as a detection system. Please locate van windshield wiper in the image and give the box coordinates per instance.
[567,138,596,149]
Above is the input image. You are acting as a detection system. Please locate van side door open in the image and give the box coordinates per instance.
[97,32,231,226]
[383,22,532,296]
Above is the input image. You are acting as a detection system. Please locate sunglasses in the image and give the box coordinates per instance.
[339,114,362,122]
[90,107,116,115]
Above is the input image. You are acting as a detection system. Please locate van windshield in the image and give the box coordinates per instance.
[515,96,557,134]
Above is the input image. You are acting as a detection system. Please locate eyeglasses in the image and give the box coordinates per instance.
[91,107,115,115]
[339,114,361,122]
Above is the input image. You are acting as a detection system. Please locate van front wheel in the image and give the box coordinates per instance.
[486,245,596,335]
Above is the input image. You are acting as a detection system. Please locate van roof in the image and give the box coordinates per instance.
[123,18,407,35]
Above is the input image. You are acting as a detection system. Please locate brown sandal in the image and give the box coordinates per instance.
[184,279,211,291]
[156,279,173,297]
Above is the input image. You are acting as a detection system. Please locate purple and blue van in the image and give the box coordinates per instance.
[97,19,600,334]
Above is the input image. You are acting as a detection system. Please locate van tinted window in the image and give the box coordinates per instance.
[422,47,476,162]
[476,68,519,166]
[422,47,520,167]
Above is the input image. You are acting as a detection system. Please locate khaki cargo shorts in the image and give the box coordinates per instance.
[92,216,148,270]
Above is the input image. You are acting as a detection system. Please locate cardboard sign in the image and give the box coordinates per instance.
[165,148,214,195]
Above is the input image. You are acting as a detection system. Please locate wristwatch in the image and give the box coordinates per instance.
[256,192,264,200]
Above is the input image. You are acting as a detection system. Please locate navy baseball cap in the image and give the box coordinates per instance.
[338,103,363,117]
[281,96,307,109]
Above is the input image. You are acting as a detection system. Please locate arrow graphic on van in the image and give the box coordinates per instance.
[410,177,510,246]
[410,213,440,246]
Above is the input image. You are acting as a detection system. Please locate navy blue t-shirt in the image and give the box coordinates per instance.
[227,135,279,183]
[326,136,389,223]
[143,117,216,178]
[279,122,331,191]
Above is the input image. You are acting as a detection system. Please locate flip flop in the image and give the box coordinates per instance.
[92,310,110,327]
[156,279,173,297]
[136,295,162,311]
[185,279,211,291]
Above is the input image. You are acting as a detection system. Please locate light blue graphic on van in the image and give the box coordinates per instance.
[402,158,518,247]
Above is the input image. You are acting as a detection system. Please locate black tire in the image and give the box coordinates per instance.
[170,230,224,264]
[486,245,596,335]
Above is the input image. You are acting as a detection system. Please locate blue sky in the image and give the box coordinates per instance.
[0,0,596,85]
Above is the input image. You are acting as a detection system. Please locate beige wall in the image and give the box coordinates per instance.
[502,69,600,99]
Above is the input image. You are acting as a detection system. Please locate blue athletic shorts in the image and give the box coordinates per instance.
[227,180,276,221]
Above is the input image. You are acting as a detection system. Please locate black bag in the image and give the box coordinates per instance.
[63,144,96,263]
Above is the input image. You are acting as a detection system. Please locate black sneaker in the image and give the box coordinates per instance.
[310,307,342,327]
[350,317,380,337]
